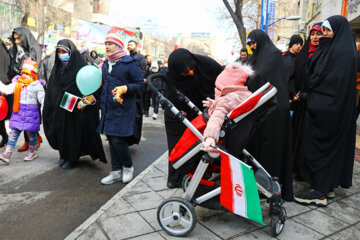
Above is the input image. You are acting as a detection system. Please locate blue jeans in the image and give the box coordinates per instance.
[107,135,132,171]
[7,129,37,147]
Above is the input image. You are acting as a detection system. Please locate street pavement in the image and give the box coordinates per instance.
[65,115,360,240]
[0,109,167,240]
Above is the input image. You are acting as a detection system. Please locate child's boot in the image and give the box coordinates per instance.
[0,145,14,164]
[24,145,37,162]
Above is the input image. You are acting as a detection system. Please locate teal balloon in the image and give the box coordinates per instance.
[76,65,102,96]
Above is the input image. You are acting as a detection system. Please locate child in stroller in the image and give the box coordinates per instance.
[146,67,287,237]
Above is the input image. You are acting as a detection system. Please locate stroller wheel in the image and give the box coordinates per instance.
[182,175,191,192]
[157,197,196,237]
[270,206,286,236]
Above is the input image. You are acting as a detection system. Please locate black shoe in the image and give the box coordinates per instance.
[58,158,66,167]
[62,161,76,169]
[167,182,181,189]
[294,189,327,207]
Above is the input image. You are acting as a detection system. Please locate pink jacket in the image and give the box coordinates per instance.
[203,85,252,141]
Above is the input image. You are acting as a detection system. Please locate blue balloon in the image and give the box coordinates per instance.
[76,65,102,96]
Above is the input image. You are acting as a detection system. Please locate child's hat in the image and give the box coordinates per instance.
[21,57,38,79]
[215,63,254,90]
[105,27,125,47]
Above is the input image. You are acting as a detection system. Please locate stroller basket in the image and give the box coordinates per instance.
[146,73,286,237]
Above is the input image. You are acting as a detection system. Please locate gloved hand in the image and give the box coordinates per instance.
[112,85,127,104]
[201,137,216,152]
[202,97,214,108]
[77,95,96,110]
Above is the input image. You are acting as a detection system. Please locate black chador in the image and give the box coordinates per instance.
[245,29,293,201]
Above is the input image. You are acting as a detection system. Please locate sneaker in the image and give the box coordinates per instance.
[101,170,122,185]
[122,166,134,183]
[326,191,335,199]
[294,189,328,207]
[24,146,37,162]
[152,113,158,120]
[0,145,14,164]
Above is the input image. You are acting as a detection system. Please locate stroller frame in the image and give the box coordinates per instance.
[147,73,286,237]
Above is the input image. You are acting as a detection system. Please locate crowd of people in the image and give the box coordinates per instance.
[0,15,359,207]
[164,15,359,207]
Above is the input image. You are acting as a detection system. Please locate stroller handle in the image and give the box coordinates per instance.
[146,73,202,116]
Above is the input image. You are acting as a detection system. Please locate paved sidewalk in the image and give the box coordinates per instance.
[65,149,360,240]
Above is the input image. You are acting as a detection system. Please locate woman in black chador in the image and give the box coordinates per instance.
[294,16,357,206]
[165,48,223,188]
[246,29,293,201]
[289,23,323,178]
[43,39,107,169]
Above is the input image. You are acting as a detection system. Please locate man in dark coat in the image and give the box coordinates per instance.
[165,48,223,188]
[235,48,248,64]
[294,16,357,206]
[43,39,107,169]
[246,29,293,201]
[127,40,146,145]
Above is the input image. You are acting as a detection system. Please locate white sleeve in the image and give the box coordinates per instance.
[36,84,45,105]
[0,82,16,95]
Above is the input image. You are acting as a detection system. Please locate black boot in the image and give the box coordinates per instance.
[0,121,8,147]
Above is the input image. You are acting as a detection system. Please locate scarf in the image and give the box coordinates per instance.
[308,24,322,58]
[13,76,36,112]
[106,45,127,63]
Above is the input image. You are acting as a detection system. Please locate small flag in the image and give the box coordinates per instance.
[219,149,265,225]
[60,92,79,112]
[174,33,182,50]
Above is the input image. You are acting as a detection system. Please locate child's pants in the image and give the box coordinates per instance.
[7,129,37,147]
[106,135,132,171]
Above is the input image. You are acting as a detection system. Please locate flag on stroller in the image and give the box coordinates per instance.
[219,149,265,225]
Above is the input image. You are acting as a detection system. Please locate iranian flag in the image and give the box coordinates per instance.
[219,150,264,225]
[60,92,79,112]
[174,33,182,50]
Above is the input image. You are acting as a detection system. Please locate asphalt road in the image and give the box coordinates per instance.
[0,119,167,240]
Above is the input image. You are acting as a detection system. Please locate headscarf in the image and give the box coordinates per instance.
[308,24,323,58]
[105,30,127,62]
[10,27,42,75]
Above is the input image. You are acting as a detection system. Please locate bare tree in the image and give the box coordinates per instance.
[221,0,261,48]
[14,0,70,41]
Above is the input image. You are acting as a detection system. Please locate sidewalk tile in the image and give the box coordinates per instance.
[330,223,360,240]
[264,219,324,240]
[155,160,168,174]
[76,224,108,240]
[232,229,277,240]
[128,232,164,240]
[195,206,224,220]
[292,210,349,235]
[159,223,221,240]
[142,168,167,180]
[98,197,136,220]
[98,212,154,239]
[283,201,312,218]
[316,201,360,224]
[143,176,168,191]
[124,191,163,211]
[139,208,162,231]
[123,180,152,197]
[199,212,257,239]
[331,188,353,199]
[339,193,360,210]
[157,188,178,199]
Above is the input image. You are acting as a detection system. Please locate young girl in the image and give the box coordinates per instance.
[0,58,45,164]
[201,63,253,151]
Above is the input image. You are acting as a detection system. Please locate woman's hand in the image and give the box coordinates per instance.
[293,91,301,101]
[201,137,216,152]
[77,95,95,110]
[112,85,127,104]
[202,97,214,108]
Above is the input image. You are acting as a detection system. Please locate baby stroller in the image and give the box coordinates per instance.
[146,73,287,237]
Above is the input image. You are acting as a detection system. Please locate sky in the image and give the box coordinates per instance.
[110,0,237,61]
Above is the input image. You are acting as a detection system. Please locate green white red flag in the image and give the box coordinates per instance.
[60,92,79,112]
[174,33,182,50]
[219,149,264,225]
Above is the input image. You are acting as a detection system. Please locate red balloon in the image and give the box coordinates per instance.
[0,95,8,120]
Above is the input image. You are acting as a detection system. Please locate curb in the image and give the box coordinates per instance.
[65,150,168,240]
